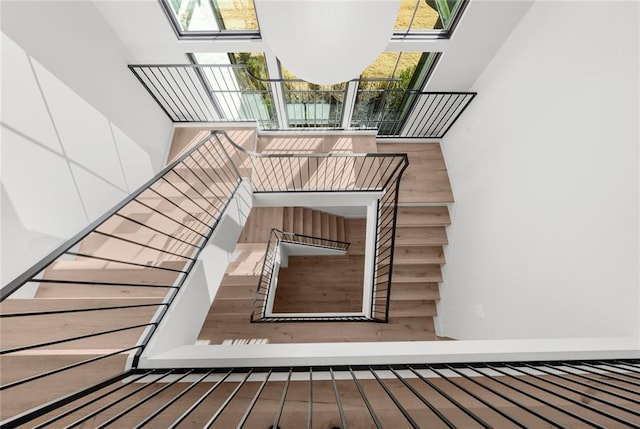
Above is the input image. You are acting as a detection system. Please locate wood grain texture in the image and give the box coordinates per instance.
[377,143,453,203]
[273,255,364,313]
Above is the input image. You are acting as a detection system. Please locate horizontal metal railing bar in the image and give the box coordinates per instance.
[132,63,402,83]
[113,213,201,248]
[0,322,154,356]
[407,365,492,428]
[589,360,640,379]
[27,279,177,289]
[432,365,527,427]
[0,302,167,318]
[388,366,456,428]
[167,369,234,428]
[96,370,195,429]
[275,229,350,249]
[123,359,640,374]
[143,187,214,229]
[460,364,564,428]
[0,371,138,429]
[64,251,188,273]
[370,366,419,428]
[577,362,640,386]
[65,370,177,429]
[30,370,156,429]
[523,363,640,407]
[0,132,222,301]
[485,364,606,428]
[91,230,195,260]
[0,345,141,391]
[133,370,214,429]
[12,360,632,429]
[511,363,640,423]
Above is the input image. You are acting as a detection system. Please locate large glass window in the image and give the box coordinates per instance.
[163,0,465,37]
[193,52,276,128]
[351,52,438,133]
[395,0,464,32]
[280,65,346,128]
[165,0,259,33]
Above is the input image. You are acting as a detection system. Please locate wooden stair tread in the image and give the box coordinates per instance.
[393,264,442,283]
[396,206,451,226]
[389,300,437,317]
[390,283,440,301]
[221,274,261,286]
[393,246,445,265]
[394,226,448,246]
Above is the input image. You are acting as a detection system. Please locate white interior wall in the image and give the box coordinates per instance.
[438,0,640,340]
[0,1,172,286]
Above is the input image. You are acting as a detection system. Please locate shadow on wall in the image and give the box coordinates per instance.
[0,33,154,285]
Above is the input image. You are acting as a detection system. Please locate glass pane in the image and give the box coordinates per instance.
[216,0,259,30]
[352,52,436,133]
[166,0,258,32]
[395,0,462,31]
[280,65,346,128]
[193,53,277,128]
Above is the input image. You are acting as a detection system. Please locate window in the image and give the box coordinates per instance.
[192,52,277,128]
[351,52,439,133]
[163,0,259,34]
[280,65,346,128]
[395,0,465,33]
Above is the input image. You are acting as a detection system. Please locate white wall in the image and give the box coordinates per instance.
[0,1,173,286]
[438,0,639,340]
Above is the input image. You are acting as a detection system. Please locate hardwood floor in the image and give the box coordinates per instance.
[273,255,365,313]
[377,143,453,203]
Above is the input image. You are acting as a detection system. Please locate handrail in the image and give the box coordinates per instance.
[212,130,408,194]
[212,129,401,160]
[277,229,351,251]
[6,359,639,427]
[251,228,351,322]
[129,63,476,136]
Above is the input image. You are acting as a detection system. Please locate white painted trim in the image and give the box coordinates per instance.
[172,121,260,129]
[253,191,383,209]
[263,249,280,315]
[266,312,367,318]
[138,337,640,368]
[362,201,378,316]
[258,129,378,137]
[376,138,442,144]
[263,240,356,318]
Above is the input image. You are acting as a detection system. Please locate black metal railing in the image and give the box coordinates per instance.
[215,131,409,322]
[371,159,409,322]
[397,92,477,138]
[129,64,475,137]
[3,359,639,428]
[0,132,246,422]
[251,228,352,322]
[128,64,278,128]
[0,129,410,423]
[214,130,409,194]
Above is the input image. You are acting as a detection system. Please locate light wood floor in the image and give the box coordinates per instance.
[377,142,453,203]
[273,254,364,313]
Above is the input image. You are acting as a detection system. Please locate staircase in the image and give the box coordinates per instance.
[389,206,450,328]
[282,207,347,242]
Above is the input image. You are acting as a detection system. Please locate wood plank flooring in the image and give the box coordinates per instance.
[377,142,453,203]
[273,255,364,313]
